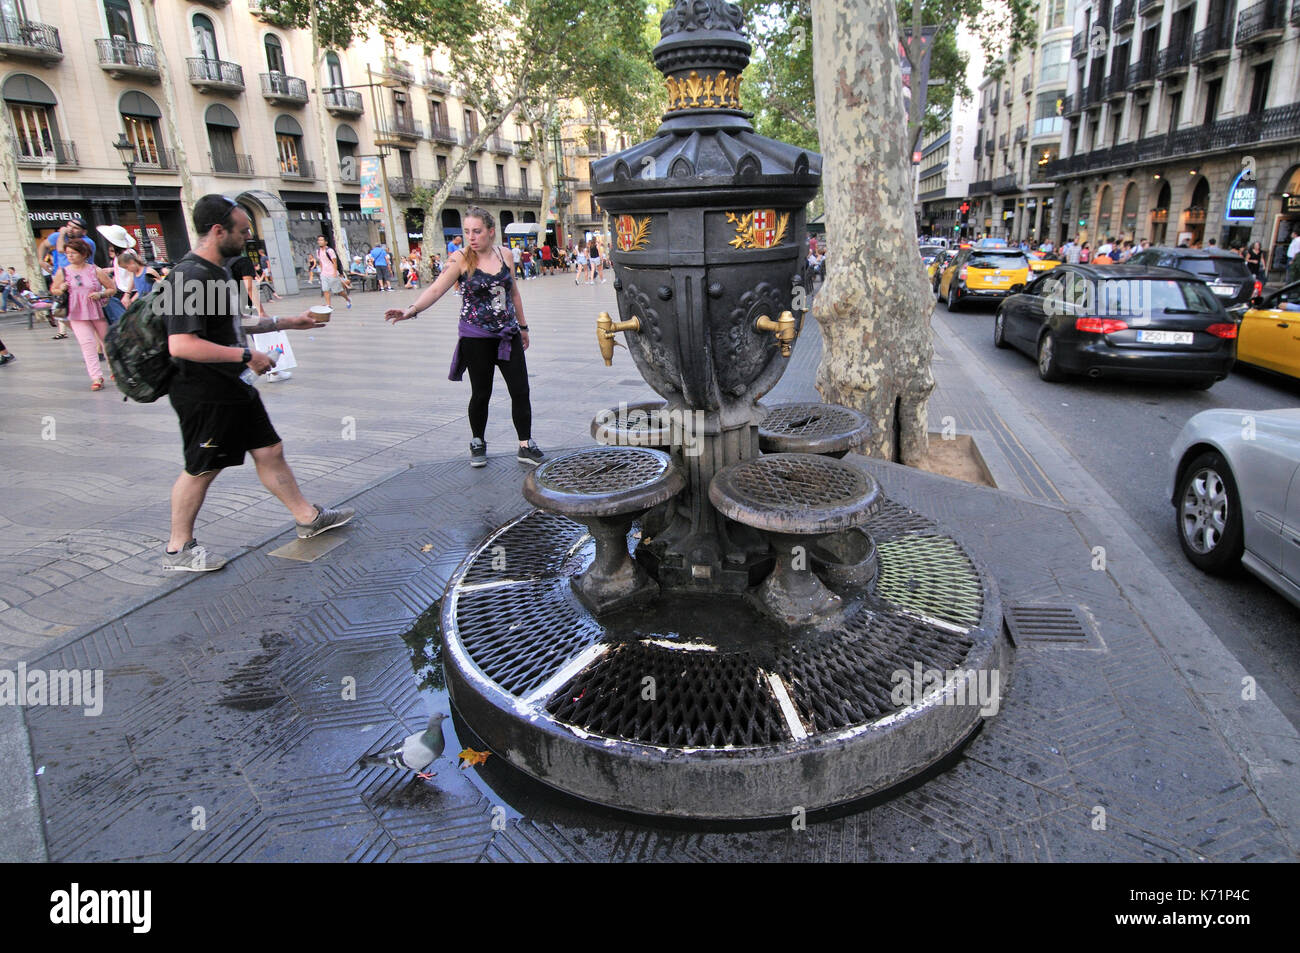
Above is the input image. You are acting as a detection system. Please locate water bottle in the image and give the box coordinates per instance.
[239,367,258,385]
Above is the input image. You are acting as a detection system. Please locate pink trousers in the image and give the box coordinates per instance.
[70,319,109,381]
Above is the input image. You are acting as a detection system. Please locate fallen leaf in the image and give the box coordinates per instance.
[459,747,491,769]
[421,543,434,552]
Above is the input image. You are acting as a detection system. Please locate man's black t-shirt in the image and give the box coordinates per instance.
[163,252,252,404]
[230,254,256,313]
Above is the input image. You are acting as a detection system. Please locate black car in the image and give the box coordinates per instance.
[1126,246,1262,309]
[993,264,1238,388]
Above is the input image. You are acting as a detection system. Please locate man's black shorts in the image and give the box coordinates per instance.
[375,264,390,282]
[170,391,281,476]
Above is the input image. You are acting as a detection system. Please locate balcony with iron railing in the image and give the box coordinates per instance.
[1193,22,1235,63]
[1061,93,1079,116]
[382,58,414,84]
[486,134,513,155]
[14,139,77,167]
[248,0,289,22]
[427,123,458,145]
[1106,66,1129,99]
[1138,0,1163,16]
[95,38,158,79]
[280,158,315,181]
[323,87,363,116]
[1126,57,1155,88]
[0,17,63,62]
[1112,0,1136,30]
[260,73,308,106]
[968,179,993,196]
[1236,0,1289,45]
[984,139,995,157]
[998,132,1008,149]
[374,116,423,144]
[992,173,1019,194]
[989,97,999,115]
[209,152,254,175]
[387,176,413,197]
[1014,125,1027,143]
[1003,87,1013,106]
[1154,43,1189,78]
[978,107,985,123]
[133,147,177,172]
[1082,75,1107,109]
[187,58,244,94]
[1072,33,1088,58]
[1041,103,1300,179]
[424,71,451,93]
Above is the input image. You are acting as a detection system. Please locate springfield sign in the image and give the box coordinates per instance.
[1225,169,1257,222]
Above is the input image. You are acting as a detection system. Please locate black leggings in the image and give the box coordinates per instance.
[461,334,531,441]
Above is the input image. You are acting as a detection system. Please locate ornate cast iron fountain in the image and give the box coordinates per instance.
[440,0,1006,819]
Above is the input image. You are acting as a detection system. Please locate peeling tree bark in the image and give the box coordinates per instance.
[811,0,934,465]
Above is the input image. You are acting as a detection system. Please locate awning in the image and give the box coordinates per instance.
[205,104,239,128]
[2,74,56,105]
[275,115,304,136]
[119,91,161,118]
[335,123,358,144]
[504,222,551,235]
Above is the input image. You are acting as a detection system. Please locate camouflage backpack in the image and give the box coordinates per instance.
[104,284,173,402]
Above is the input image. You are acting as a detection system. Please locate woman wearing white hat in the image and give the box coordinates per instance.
[97,224,137,325]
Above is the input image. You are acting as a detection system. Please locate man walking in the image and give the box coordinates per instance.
[1287,227,1300,283]
[368,242,393,291]
[312,235,351,310]
[160,195,352,571]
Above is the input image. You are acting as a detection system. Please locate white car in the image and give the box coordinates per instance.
[1169,408,1300,608]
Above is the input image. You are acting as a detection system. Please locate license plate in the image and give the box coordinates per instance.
[986,276,1008,284]
[1137,330,1194,345]
[1209,284,1235,297]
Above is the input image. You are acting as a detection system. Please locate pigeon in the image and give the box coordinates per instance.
[358,713,447,779]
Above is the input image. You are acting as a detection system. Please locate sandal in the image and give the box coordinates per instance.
[52,332,68,340]
[91,379,104,391]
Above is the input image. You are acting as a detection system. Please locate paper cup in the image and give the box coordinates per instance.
[309,305,332,324]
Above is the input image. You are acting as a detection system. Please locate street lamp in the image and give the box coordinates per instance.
[112,133,154,266]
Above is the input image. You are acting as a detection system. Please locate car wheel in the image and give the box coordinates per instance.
[1175,451,1244,574]
[993,309,1009,348]
[946,285,962,312]
[1036,331,1064,381]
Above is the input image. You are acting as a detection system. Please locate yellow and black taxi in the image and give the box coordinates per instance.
[937,247,1030,311]
[1027,251,1062,275]
[1233,279,1300,381]
[926,248,958,288]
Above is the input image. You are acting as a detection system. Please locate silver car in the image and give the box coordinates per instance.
[1169,408,1300,608]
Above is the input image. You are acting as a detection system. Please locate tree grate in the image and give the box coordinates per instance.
[859,498,936,540]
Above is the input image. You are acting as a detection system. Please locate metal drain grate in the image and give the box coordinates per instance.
[546,642,790,747]
[874,535,984,628]
[727,455,873,507]
[455,578,605,696]
[1004,604,1098,647]
[762,403,861,438]
[460,511,590,585]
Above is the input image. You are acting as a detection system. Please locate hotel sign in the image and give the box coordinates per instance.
[1225,169,1257,222]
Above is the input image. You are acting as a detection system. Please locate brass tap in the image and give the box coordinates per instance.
[597,311,641,366]
[755,311,797,357]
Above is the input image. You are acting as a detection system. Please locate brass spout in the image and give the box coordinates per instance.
[597,311,641,366]
[755,311,797,357]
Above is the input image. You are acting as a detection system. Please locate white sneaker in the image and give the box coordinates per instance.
[265,369,292,382]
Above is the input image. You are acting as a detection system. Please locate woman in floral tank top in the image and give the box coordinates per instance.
[385,207,543,468]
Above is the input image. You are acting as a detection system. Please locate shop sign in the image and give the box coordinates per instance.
[1225,169,1257,222]
[124,224,167,262]
[1283,195,1300,215]
[360,157,383,212]
[27,210,80,224]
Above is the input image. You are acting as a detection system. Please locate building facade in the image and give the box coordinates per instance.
[915,87,980,239]
[967,0,1073,244]
[1045,0,1300,276]
[0,0,557,290]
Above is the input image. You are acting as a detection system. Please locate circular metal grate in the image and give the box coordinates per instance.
[710,453,881,534]
[759,402,870,455]
[538,447,671,494]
